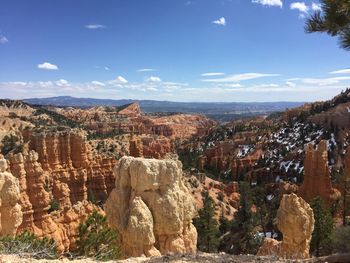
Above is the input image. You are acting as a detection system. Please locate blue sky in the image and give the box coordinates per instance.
[0,0,350,102]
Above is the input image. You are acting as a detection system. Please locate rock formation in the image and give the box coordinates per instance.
[298,140,341,206]
[105,156,197,257]
[7,129,116,251]
[258,193,314,259]
[8,151,101,251]
[0,157,22,236]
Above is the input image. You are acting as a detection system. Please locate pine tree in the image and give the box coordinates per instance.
[310,197,334,257]
[77,210,121,261]
[220,182,261,254]
[193,191,220,253]
[305,0,350,50]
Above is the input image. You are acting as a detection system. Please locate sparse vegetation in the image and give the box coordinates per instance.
[1,134,23,156]
[0,231,58,259]
[48,198,60,213]
[77,210,121,261]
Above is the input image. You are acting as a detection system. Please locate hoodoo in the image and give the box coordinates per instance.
[105,156,198,257]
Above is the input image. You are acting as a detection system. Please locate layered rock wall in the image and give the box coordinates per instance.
[7,129,116,251]
[105,157,197,257]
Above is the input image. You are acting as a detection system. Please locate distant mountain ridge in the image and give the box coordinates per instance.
[24,96,305,122]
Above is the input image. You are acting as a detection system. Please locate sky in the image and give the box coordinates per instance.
[0,0,350,102]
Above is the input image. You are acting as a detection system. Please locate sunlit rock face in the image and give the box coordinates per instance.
[298,140,340,206]
[258,193,314,259]
[0,157,22,236]
[7,129,115,252]
[105,156,197,258]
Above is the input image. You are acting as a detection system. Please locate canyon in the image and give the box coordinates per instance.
[0,89,350,260]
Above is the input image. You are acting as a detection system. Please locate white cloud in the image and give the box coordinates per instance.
[294,76,350,86]
[286,81,296,87]
[311,2,321,11]
[37,62,59,70]
[290,2,309,13]
[137,68,157,72]
[91,81,105,86]
[201,73,280,83]
[252,0,283,8]
[146,76,162,82]
[201,72,225,77]
[115,76,128,84]
[0,35,8,44]
[55,79,69,87]
[85,24,106,29]
[212,17,226,26]
[329,69,350,74]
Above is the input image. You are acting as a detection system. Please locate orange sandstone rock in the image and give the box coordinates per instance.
[298,140,341,206]
[258,193,314,259]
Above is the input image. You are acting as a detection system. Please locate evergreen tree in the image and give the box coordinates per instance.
[1,134,23,156]
[77,210,121,261]
[193,191,220,253]
[220,182,261,254]
[218,212,232,235]
[305,0,350,50]
[310,197,334,257]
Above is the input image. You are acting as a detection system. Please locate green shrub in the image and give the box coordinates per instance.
[0,231,58,259]
[1,134,23,156]
[331,226,350,253]
[77,210,121,261]
[48,198,60,213]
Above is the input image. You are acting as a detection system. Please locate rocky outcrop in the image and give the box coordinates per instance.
[22,129,116,205]
[258,193,314,259]
[298,140,341,206]
[7,129,116,251]
[118,103,141,117]
[105,157,197,257]
[8,151,100,251]
[0,157,22,236]
[129,136,173,159]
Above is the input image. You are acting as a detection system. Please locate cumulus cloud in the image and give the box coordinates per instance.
[37,62,59,70]
[201,72,225,77]
[115,76,128,84]
[55,79,69,87]
[290,2,309,13]
[0,35,8,44]
[212,17,226,26]
[201,73,280,83]
[146,76,162,82]
[329,69,350,74]
[85,24,106,29]
[252,0,283,8]
[91,81,105,86]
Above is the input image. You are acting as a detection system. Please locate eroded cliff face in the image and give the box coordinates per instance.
[105,156,197,258]
[298,140,341,206]
[258,193,314,259]
[7,129,115,251]
[0,157,22,236]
